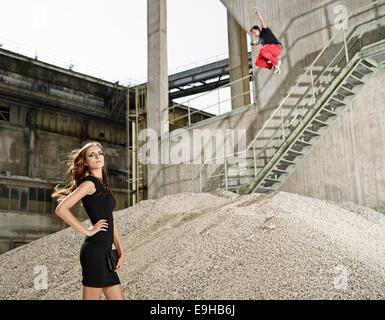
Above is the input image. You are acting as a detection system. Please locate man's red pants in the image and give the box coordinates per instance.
[254,44,282,70]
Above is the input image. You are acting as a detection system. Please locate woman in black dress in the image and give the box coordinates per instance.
[52,141,125,300]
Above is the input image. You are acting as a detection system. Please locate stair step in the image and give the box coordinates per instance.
[287,149,304,156]
[311,118,329,127]
[264,177,281,183]
[320,107,337,116]
[363,58,378,68]
[330,96,346,105]
[353,68,366,77]
[303,128,321,136]
[272,168,289,174]
[255,186,275,193]
[295,139,313,147]
[279,158,296,165]
[339,85,356,95]
[348,74,365,84]
[359,61,376,73]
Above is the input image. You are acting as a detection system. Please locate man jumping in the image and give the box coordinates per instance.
[250,6,283,75]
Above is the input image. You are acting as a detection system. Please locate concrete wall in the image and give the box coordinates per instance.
[218,0,385,208]
[158,105,254,196]
[227,11,251,109]
[221,0,385,113]
[154,0,385,209]
[280,67,385,208]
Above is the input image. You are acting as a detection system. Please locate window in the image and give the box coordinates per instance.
[10,188,19,210]
[28,187,38,212]
[37,188,45,213]
[44,189,54,214]
[20,190,28,211]
[0,106,10,122]
[0,184,8,209]
[1,184,56,214]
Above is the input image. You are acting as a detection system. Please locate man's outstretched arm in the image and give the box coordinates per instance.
[253,6,267,28]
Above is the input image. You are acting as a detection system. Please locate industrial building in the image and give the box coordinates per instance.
[1,0,385,256]
[0,46,215,253]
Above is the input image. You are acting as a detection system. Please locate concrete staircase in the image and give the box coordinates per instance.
[189,1,385,195]
[228,54,382,194]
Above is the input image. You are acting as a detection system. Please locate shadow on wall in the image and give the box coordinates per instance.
[185,23,385,193]
[259,22,385,118]
[164,1,385,193]
[250,0,385,114]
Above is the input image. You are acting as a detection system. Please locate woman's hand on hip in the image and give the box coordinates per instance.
[86,219,108,237]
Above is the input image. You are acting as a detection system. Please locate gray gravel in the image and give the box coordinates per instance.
[1,190,385,300]
[330,200,385,227]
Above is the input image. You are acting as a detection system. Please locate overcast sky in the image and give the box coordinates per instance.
[0,0,230,84]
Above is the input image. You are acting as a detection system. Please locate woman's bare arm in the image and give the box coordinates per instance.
[55,181,98,236]
[253,6,268,28]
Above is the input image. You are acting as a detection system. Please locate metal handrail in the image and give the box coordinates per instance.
[248,14,385,170]
[169,74,252,111]
[186,0,385,193]
[168,74,253,125]
[168,51,229,74]
[241,1,385,157]
[170,88,252,124]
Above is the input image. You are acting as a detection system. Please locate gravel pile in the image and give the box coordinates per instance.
[330,200,385,227]
[1,190,385,300]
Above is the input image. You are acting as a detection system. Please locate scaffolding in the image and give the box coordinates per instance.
[127,85,147,206]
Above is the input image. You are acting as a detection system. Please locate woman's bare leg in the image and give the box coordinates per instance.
[82,285,103,300]
[102,284,125,300]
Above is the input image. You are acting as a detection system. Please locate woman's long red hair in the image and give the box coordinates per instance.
[51,141,113,202]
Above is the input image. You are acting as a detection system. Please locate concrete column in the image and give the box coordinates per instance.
[147,0,168,199]
[227,10,251,109]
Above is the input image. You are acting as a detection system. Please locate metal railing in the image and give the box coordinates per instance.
[0,35,137,85]
[186,0,385,193]
[168,51,229,75]
[168,74,254,127]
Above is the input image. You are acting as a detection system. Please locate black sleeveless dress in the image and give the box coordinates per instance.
[78,175,121,288]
